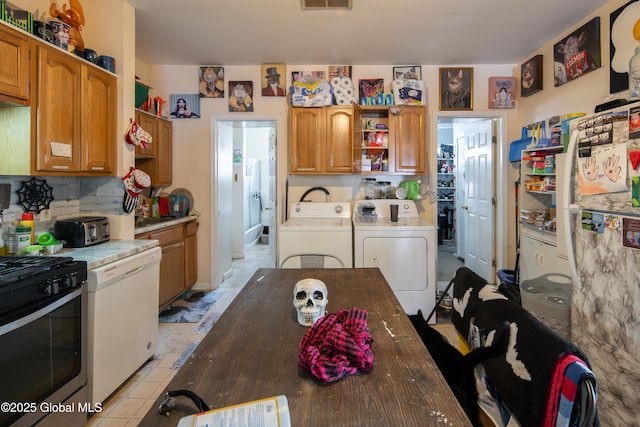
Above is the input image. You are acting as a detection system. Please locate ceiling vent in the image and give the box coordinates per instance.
[301,0,352,10]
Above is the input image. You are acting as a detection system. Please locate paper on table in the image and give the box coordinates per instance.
[178,395,291,427]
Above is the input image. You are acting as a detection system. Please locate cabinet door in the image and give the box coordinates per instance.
[134,112,159,158]
[520,235,557,283]
[325,106,353,173]
[289,108,324,173]
[82,66,116,174]
[0,24,29,104]
[155,118,173,185]
[184,222,198,287]
[34,43,83,172]
[392,106,426,174]
[159,241,185,307]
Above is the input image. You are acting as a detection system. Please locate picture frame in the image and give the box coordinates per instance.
[198,66,224,98]
[553,17,601,87]
[358,78,384,105]
[228,81,254,112]
[328,65,352,80]
[521,55,543,97]
[393,66,422,80]
[169,94,201,119]
[439,67,473,110]
[261,63,286,97]
[610,0,639,94]
[488,76,516,109]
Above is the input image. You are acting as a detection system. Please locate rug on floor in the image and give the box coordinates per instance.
[159,289,224,323]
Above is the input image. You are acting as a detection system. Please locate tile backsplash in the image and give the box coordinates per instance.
[0,176,124,237]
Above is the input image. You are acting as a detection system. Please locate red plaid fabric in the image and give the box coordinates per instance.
[298,308,374,383]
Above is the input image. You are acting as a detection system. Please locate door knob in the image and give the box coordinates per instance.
[461,205,469,210]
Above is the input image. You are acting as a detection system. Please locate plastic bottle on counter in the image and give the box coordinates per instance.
[630,46,640,99]
[20,212,35,244]
[6,222,18,255]
[16,226,32,254]
[0,218,6,256]
[151,197,159,218]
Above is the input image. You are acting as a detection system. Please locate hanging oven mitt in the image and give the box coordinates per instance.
[121,167,150,214]
[124,118,153,149]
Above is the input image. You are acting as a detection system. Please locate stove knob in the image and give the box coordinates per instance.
[335,205,343,214]
[64,273,78,288]
[41,280,59,296]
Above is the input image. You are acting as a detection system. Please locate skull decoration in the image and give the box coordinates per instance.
[293,278,328,327]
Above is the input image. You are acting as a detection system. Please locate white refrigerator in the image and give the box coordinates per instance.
[562,103,640,425]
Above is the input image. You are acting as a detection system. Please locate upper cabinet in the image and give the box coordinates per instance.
[134,110,173,186]
[0,22,118,176]
[0,23,29,105]
[32,40,117,175]
[289,106,353,174]
[354,105,427,175]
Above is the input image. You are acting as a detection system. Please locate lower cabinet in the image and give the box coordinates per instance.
[520,234,557,283]
[136,220,198,307]
[184,221,198,287]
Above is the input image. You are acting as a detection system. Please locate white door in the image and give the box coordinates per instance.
[268,126,277,266]
[462,120,494,282]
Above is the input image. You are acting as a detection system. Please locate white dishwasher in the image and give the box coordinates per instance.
[86,246,162,403]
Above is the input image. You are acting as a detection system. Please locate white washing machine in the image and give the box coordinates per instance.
[279,202,352,268]
[353,199,436,319]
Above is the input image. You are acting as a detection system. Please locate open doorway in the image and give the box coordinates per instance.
[211,115,282,287]
[435,112,510,294]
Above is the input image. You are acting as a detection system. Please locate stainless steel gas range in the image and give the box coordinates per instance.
[0,256,89,427]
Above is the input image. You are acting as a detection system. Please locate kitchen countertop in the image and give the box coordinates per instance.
[134,214,199,235]
[50,239,159,270]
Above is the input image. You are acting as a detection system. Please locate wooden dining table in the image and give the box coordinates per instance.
[138,268,471,426]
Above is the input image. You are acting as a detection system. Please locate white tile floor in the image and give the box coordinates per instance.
[85,244,273,426]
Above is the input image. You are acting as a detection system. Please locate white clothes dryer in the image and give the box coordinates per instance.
[353,199,437,319]
[279,202,352,268]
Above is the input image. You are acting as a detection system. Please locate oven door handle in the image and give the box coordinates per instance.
[0,287,83,336]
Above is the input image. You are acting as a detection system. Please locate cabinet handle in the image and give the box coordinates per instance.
[461,205,468,210]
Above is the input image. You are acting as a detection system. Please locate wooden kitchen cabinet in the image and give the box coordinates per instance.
[135,109,173,186]
[392,105,427,174]
[354,105,427,175]
[289,106,353,174]
[0,23,30,105]
[184,221,198,287]
[136,219,198,307]
[31,39,117,175]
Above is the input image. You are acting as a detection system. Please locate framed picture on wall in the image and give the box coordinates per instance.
[393,66,421,80]
[328,65,352,79]
[488,77,516,109]
[439,67,473,110]
[169,94,200,118]
[521,55,543,97]
[610,0,639,93]
[228,81,254,112]
[198,66,224,98]
[261,64,286,97]
[553,17,601,87]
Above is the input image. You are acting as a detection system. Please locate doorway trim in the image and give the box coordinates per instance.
[210,114,285,287]
[432,110,510,279]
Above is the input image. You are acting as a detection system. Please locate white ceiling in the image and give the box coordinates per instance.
[128,0,609,66]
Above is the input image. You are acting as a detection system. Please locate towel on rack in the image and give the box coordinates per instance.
[544,354,598,427]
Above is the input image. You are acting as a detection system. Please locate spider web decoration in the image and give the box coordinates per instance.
[16,177,54,213]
